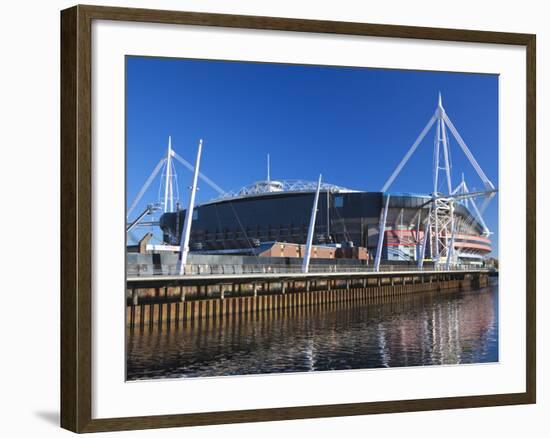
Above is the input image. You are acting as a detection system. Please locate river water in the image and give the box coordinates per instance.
[126,280,498,380]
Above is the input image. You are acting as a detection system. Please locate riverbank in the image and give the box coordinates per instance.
[126,272,489,329]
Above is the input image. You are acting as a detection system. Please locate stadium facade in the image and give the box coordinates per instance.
[159,179,491,265]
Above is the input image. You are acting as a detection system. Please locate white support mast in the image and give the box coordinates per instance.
[326,190,330,242]
[433,199,440,261]
[177,139,203,275]
[433,115,441,193]
[126,135,225,242]
[440,115,453,194]
[434,93,453,194]
[381,93,496,268]
[445,201,456,270]
[417,206,432,269]
[374,194,391,272]
[302,174,322,274]
[383,93,494,195]
[163,136,173,213]
[415,210,421,260]
[267,153,271,182]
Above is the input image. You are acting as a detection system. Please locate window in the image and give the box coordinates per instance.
[334,195,344,208]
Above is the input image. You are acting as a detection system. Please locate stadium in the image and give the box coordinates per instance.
[159,180,491,266]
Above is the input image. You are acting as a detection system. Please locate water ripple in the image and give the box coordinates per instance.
[127,281,498,380]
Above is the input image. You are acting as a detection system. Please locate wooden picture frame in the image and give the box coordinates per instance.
[60,4,536,433]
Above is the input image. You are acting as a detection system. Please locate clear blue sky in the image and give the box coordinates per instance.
[126,56,499,255]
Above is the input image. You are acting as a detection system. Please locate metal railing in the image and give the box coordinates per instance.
[127,263,487,278]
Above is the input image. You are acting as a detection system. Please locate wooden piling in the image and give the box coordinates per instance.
[126,272,490,328]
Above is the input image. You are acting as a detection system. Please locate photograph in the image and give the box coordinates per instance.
[125,56,499,381]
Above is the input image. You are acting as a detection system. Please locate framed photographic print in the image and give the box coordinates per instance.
[60,4,536,433]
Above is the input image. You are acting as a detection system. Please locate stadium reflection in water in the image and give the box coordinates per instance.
[126,280,498,380]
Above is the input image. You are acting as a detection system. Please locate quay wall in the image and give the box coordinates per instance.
[126,272,489,329]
